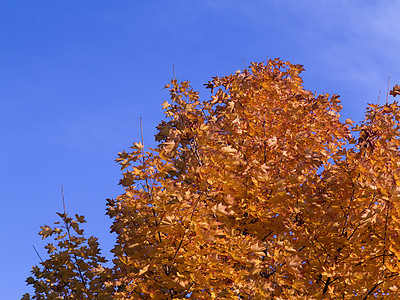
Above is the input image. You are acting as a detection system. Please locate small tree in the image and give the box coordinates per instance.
[26,59,400,298]
[25,204,113,299]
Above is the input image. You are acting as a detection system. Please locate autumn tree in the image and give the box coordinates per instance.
[24,192,114,299]
[26,59,400,299]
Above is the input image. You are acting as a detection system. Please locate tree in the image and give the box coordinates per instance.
[24,200,114,299]
[26,59,400,299]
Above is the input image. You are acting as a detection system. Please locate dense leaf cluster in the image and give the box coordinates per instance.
[25,59,400,299]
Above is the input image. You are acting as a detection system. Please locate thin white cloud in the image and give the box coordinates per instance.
[274,1,400,91]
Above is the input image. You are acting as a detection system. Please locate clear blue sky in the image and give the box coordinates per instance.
[1,1,399,298]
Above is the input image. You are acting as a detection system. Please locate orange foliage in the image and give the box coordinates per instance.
[25,59,400,299]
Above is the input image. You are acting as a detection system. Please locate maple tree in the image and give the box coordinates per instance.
[23,195,114,300]
[25,59,400,299]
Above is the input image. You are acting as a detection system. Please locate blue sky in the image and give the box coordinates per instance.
[1,1,399,298]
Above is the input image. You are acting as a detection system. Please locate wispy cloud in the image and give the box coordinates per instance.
[202,0,400,87]
[293,1,400,87]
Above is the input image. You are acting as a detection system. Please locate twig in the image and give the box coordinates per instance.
[61,185,66,214]
[263,111,267,164]
[377,90,381,105]
[32,245,70,290]
[386,76,391,104]
[60,187,88,289]
[173,64,176,80]
[183,281,195,298]
[383,200,390,265]
[362,281,383,300]
[140,117,145,158]
[32,245,44,263]
[133,289,145,300]
[166,191,216,275]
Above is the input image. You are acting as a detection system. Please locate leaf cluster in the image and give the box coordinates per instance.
[25,213,114,299]
[25,59,400,299]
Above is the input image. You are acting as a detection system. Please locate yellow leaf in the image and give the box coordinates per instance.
[138,264,149,276]
[389,243,400,261]
[221,145,237,155]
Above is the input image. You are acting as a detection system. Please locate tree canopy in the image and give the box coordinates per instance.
[25,59,400,299]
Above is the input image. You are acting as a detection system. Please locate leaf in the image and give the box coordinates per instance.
[390,243,400,261]
[267,136,277,147]
[390,84,400,97]
[133,142,144,150]
[92,265,106,275]
[212,203,230,215]
[44,243,57,254]
[138,264,150,276]
[162,101,170,109]
[162,141,175,153]
[221,145,237,155]
[38,225,53,239]
[75,214,86,223]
